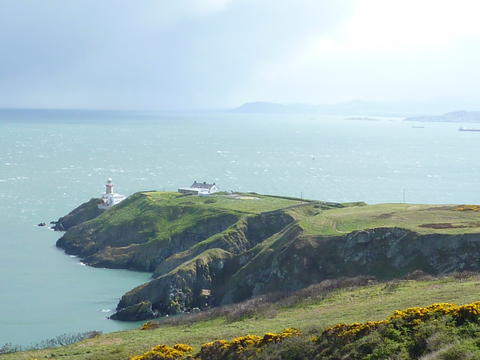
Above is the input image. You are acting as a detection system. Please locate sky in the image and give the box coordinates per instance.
[0,0,479,110]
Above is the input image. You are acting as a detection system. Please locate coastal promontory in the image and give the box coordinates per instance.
[55,191,480,321]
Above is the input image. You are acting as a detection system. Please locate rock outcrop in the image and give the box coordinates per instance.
[109,301,155,321]
[221,228,480,305]
[53,198,104,231]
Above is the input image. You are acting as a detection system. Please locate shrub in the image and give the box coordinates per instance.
[196,328,301,360]
[140,321,160,330]
[313,301,480,359]
[130,344,193,360]
[0,343,21,354]
[32,331,102,349]
[323,301,480,341]
[455,205,480,212]
[255,336,317,360]
[439,339,480,360]
[0,331,102,354]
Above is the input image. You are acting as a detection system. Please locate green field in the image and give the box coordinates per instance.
[6,275,480,360]
[142,191,307,214]
[299,203,480,235]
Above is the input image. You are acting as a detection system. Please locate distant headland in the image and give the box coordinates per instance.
[404,110,480,123]
[229,102,479,117]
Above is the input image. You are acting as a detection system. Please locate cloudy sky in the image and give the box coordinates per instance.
[0,0,479,110]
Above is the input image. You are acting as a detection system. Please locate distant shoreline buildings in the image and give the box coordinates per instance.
[178,181,219,195]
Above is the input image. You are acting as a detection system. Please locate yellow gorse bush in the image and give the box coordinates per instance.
[140,320,160,330]
[129,329,300,360]
[455,205,480,212]
[130,343,193,360]
[324,320,388,337]
[323,301,480,338]
[197,328,301,359]
[261,327,301,345]
[173,344,194,353]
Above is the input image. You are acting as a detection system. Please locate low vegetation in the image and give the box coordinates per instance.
[456,205,480,212]
[113,299,480,359]
[140,191,308,215]
[130,344,193,360]
[0,331,101,355]
[6,274,480,360]
[299,203,480,235]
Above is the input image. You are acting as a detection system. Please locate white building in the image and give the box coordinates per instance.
[178,181,219,196]
[98,178,126,209]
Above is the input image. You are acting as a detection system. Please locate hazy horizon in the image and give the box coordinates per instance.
[1,0,479,111]
[0,99,477,116]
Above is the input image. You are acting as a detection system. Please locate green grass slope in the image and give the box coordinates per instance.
[141,191,308,214]
[299,203,480,236]
[5,275,480,360]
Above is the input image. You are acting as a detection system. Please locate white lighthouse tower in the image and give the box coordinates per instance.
[106,178,113,194]
[98,178,126,210]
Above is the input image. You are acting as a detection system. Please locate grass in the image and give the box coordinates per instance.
[6,275,480,360]
[299,203,480,235]
[142,191,307,215]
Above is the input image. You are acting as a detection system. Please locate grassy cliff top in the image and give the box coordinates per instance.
[72,192,480,238]
[140,191,308,214]
[76,191,308,244]
[299,203,480,235]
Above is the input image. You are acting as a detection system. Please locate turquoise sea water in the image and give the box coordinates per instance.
[1,110,480,346]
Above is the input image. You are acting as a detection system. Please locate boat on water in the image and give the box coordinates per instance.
[459,127,480,132]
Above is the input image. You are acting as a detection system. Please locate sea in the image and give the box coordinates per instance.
[1,110,480,346]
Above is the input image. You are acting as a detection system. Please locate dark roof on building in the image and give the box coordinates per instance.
[191,181,216,189]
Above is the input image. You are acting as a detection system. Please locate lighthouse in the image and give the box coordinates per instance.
[106,178,114,194]
[98,178,126,210]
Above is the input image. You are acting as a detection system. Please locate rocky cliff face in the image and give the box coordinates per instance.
[221,228,480,305]
[53,198,104,231]
[54,193,480,321]
[112,223,480,319]
[114,211,297,319]
[112,226,480,320]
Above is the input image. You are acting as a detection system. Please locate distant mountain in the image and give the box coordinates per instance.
[230,102,288,113]
[405,111,480,123]
[230,101,474,117]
